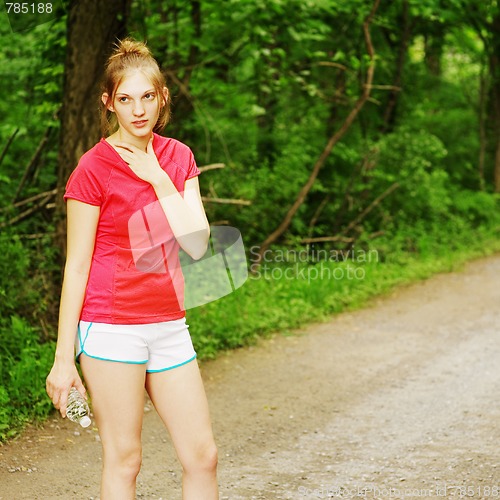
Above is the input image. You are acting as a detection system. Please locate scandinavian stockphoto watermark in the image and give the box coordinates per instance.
[248,244,379,283]
[297,483,500,498]
[127,197,248,310]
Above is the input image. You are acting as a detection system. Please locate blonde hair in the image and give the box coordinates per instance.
[100,38,170,136]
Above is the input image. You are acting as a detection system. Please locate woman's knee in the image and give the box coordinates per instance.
[203,441,218,472]
[103,441,143,480]
[182,440,218,475]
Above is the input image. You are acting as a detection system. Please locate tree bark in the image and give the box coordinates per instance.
[478,62,488,190]
[495,140,500,193]
[55,0,131,257]
[490,9,500,192]
[462,0,500,192]
[253,0,381,267]
[381,0,410,133]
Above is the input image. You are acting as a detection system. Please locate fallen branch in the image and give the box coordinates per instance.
[15,232,57,240]
[300,235,355,244]
[209,219,230,226]
[0,128,19,169]
[316,61,349,71]
[368,230,386,239]
[13,127,53,203]
[366,84,402,91]
[339,182,400,237]
[201,196,251,206]
[198,163,225,173]
[0,194,54,228]
[0,188,59,212]
[254,0,381,267]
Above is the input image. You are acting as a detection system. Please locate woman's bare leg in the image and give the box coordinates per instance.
[145,359,218,500]
[80,355,146,500]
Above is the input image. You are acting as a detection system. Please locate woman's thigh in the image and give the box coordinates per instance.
[145,359,216,466]
[80,355,147,455]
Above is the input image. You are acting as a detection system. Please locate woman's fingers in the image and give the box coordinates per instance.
[50,384,73,417]
[74,379,87,400]
[111,139,161,184]
[46,365,85,418]
[114,142,137,153]
[115,147,134,163]
[59,389,69,418]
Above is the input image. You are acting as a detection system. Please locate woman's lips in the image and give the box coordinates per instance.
[132,120,148,128]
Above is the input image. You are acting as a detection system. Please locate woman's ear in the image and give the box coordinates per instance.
[161,87,169,107]
[102,93,114,112]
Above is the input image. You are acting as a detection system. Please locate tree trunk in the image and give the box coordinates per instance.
[464,0,500,192]
[166,0,201,140]
[495,140,500,193]
[55,0,131,257]
[381,0,410,133]
[490,9,500,192]
[478,62,487,190]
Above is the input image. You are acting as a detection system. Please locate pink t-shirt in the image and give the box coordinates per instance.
[64,133,200,324]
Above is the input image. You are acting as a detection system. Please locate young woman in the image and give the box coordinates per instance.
[46,39,218,499]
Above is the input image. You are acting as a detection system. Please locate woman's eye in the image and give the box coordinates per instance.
[144,93,156,100]
[118,97,129,103]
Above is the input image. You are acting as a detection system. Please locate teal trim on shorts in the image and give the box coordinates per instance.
[76,322,148,366]
[78,322,93,353]
[78,351,149,365]
[146,354,197,373]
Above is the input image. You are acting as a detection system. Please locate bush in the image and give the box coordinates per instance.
[371,126,450,225]
[0,316,54,441]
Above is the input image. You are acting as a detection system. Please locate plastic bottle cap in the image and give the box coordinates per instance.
[80,416,91,428]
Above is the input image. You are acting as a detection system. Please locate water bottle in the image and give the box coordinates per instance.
[66,387,91,428]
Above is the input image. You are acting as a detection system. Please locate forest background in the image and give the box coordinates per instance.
[0,0,499,440]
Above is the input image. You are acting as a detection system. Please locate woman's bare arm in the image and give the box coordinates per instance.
[46,199,100,417]
[152,174,210,260]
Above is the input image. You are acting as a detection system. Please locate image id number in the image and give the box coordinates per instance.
[5,3,53,14]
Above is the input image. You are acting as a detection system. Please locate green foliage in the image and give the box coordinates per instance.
[1,0,500,439]
[188,223,500,361]
[0,232,58,328]
[373,126,450,225]
[0,231,60,438]
[0,11,65,204]
[0,316,54,441]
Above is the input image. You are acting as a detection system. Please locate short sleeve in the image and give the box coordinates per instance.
[186,148,201,181]
[64,158,104,206]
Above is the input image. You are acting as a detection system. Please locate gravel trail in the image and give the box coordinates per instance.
[1,255,499,499]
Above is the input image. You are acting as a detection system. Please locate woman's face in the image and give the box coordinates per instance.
[104,70,165,139]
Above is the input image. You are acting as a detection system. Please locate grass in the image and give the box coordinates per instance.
[186,226,500,359]
[1,224,499,441]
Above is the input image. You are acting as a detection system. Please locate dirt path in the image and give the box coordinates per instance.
[1,255,499,499]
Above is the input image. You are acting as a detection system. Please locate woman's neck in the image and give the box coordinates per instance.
[108,128,152,152]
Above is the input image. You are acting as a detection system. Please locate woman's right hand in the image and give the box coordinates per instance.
[46,360,86,418]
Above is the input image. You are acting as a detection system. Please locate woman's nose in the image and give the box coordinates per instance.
[133,103,145,116]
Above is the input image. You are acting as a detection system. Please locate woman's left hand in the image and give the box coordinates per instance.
[114,137,165,186]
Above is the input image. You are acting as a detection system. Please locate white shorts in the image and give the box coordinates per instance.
[75,317,197,373]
